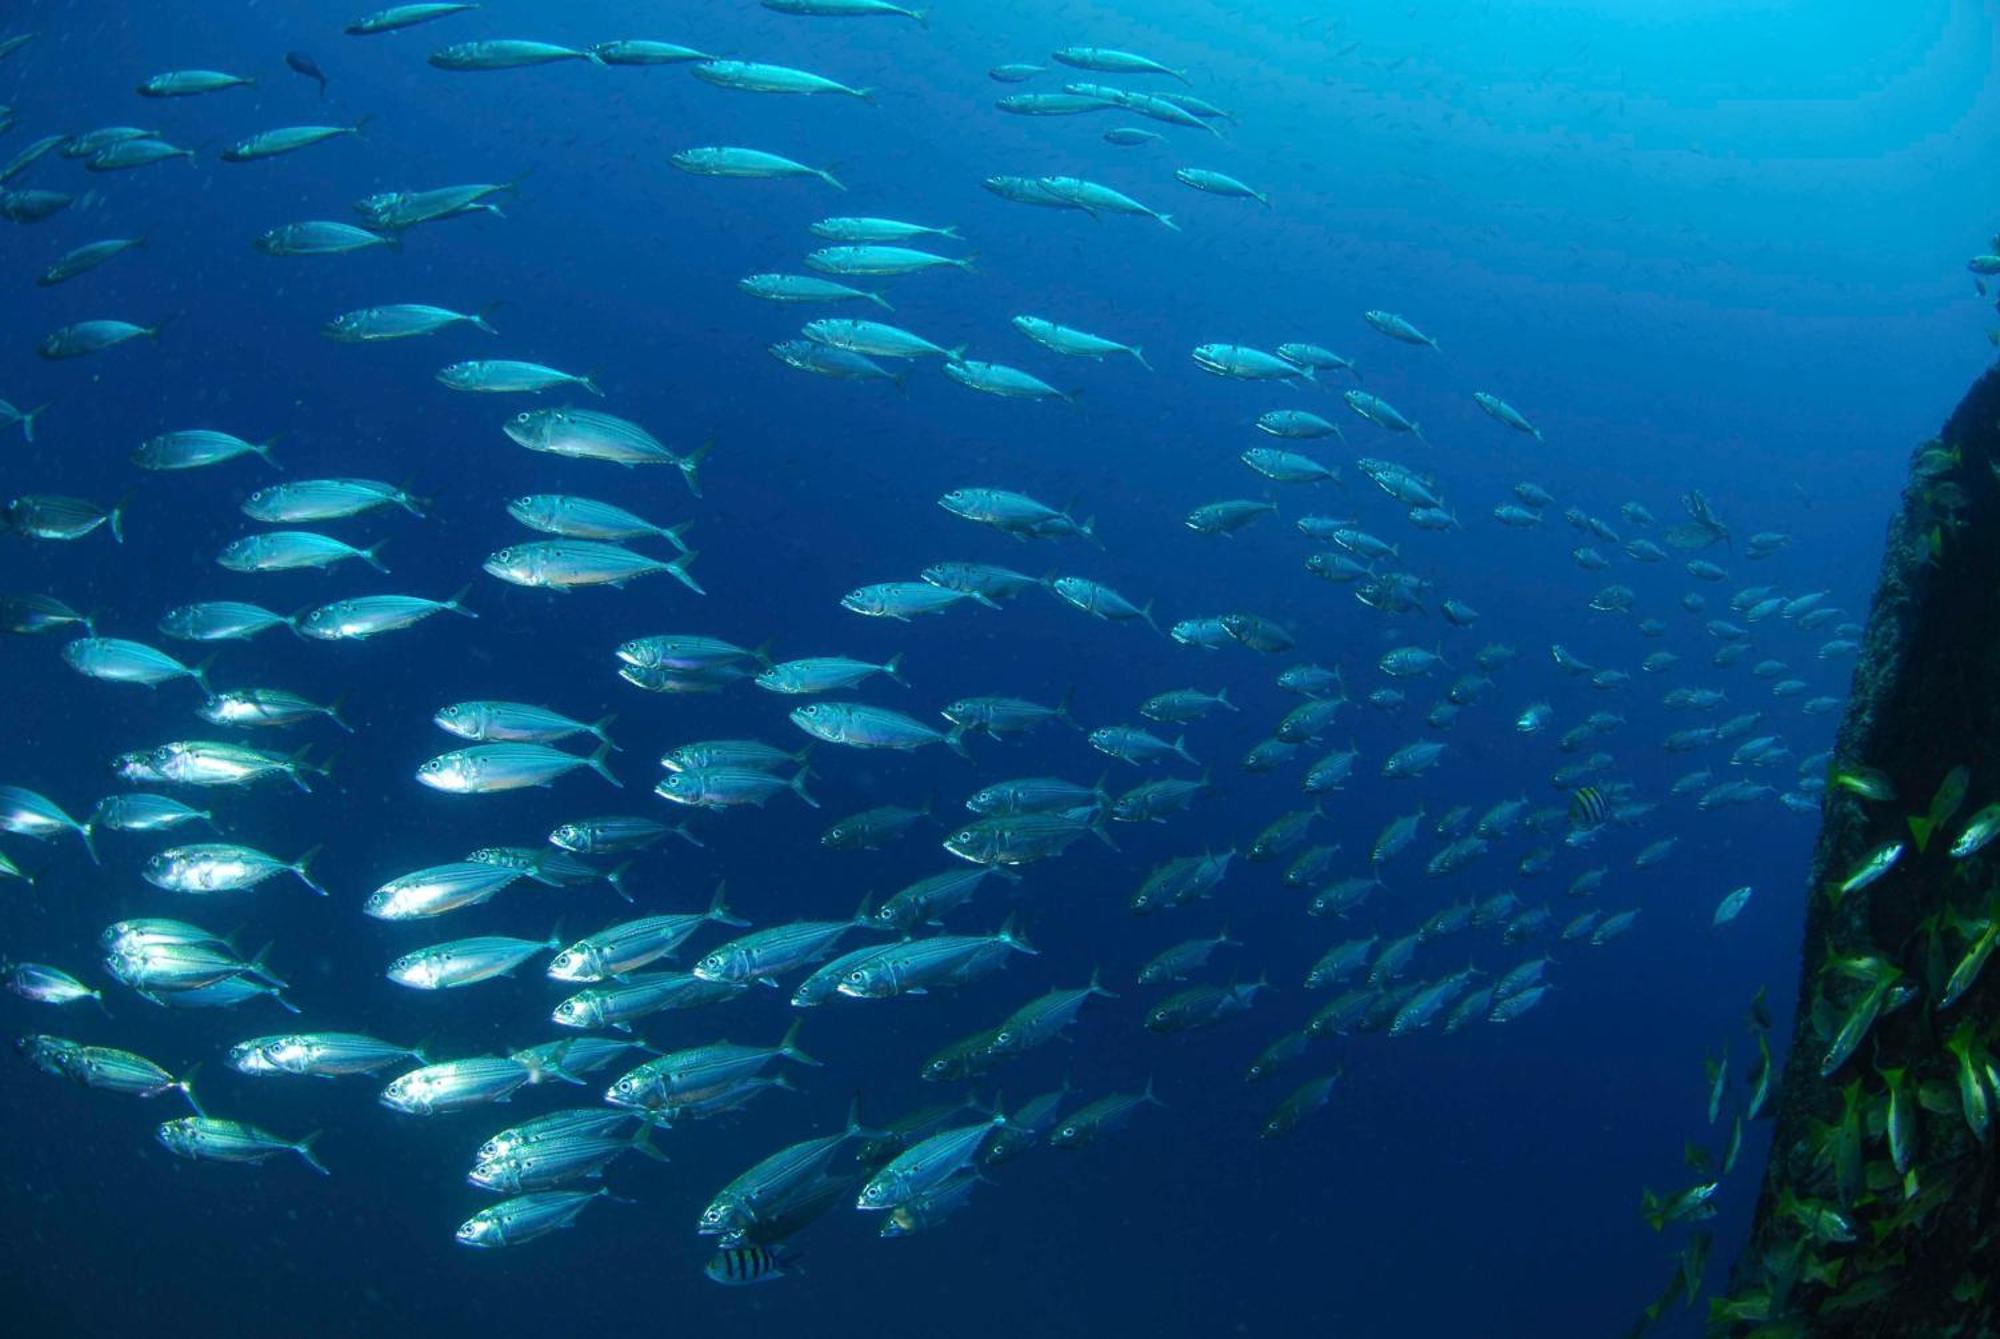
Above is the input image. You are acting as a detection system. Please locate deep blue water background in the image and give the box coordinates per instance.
[3,1,1997,1335]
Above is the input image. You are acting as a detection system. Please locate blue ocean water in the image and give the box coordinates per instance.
[3,2,1996,1335]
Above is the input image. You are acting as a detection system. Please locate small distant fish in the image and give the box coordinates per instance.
[347,4,481,36]
[256,221,395,257]
[671,146,843,190]
[38,238,145,288]
[1012,316,1150,369]
[39,318,167,359]
[740,273,893,311]
[591,40,717,65]
[417,742,620,794]
[1174,168,1269,207]
[134,429,279,473]
[1051,46,1189,83]
[430,41,603,71]
[1362,310,1440,351]
[157,1118,327,1173]
[765,0,927,21]
[705,1243,797,1284]
[439,360,600,396]
[1473,392,1543,440]
[286,52,329,97]
[692,59,874,102]
[138,70,255,97]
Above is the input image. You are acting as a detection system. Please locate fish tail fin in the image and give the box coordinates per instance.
[679,438,714,499]
[846,1094,892,1142]
[1143,1076,1166,1107]
[292,844,330,897]
[1157,213,1180,232]
[246,942,290,990]
[294,1130,331,1176]
[471,300,502,335]
[1088,966,1120,999]
[587,739,622,788]
[1088,812,1121,853]
[790,766,821,809]
[108,491,130,545]
[174,1061,206,1116]
[1172,734,1199,767]
[188,652,219,697]
[1140,599,1161,635]
[323,689,356,734]
[589,713,617,749]
[1219,924,1243,948]
[631,1122,670,1163]
[360,540,390,574]
[708,880,750,927]
[438,583,477,620]
[882,652,909,687]
[287,744,326,793]
[669,820,706,849]
[956,253,979,273]
[944,724,973,761]
[580,371,605,397]
[1080,515,1104,548]
[255,436,283,470]
[606,860,636,903]
[1908,813,1935,854]
[77,819,100,866]
[998,911,1037,955]
[19,403,47,442]
[866,288,895,312]
[1056,684,1079,729]
[667,550,705,596]
[818,168,846,192]
[1129,345,1152,371]
[1216,686,1239,713]
[778,1018,821,1068]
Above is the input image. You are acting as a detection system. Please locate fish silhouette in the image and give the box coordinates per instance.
[285,50,326,98]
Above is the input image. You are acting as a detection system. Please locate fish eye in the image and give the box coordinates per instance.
[955,831,973,843]
[513,412,532,424]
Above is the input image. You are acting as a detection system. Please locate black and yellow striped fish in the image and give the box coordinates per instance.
[1569,785,1609,827]
[704,1245,793,1286]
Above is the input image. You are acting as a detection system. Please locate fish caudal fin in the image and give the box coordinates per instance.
[293,1131,331,1176]
[587,740,623,789]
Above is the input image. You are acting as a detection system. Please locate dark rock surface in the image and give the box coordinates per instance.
[1727,366,2000,1334]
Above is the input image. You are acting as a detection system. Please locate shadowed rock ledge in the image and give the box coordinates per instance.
[1723,365,2000,1336]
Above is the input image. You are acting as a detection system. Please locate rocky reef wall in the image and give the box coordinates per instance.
[1726,366,2000,1335]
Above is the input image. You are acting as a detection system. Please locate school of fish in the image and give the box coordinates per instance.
[0,5,1866,1286]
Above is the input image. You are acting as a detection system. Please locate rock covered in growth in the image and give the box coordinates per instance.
[1728,365,2000,1335]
